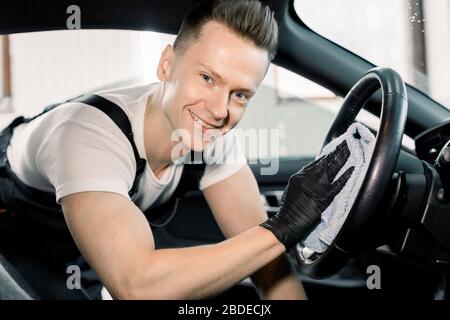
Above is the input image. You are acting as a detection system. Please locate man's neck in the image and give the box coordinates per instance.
[143,83,185,175]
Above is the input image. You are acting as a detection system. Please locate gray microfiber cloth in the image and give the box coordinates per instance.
[303,122,376,254]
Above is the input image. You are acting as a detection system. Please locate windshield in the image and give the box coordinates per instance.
[294,0,450,109]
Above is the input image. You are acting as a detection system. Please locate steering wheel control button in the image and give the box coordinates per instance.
[429,148,438,158]
[436,188,446,203]
[434,140,450,203]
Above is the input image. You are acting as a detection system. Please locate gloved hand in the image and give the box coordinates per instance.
[260,140,355,250]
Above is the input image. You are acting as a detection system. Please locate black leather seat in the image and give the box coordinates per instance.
[0,254,38,300]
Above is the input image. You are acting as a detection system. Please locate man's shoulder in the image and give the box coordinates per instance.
[32,98,134,155]
[93,82,155,107]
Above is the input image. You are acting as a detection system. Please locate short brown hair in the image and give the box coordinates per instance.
[173,0,278,60]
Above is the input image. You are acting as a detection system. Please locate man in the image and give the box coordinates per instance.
[0,0,353,299]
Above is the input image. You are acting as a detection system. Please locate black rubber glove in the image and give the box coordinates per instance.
[260,140,355,250]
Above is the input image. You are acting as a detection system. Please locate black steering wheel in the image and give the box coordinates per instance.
[296,67,408,278]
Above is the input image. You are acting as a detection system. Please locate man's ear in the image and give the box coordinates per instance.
[157,45,175,81]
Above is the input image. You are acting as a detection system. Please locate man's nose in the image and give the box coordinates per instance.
[207,92,229,121]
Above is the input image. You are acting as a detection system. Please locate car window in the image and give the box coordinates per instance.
[0,29,414,160]
[294,0,450,109]
[1,30,341,159]
[0,30,175,128]
[1,30,174,117]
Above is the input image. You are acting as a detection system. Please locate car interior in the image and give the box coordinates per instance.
[1,0,450,300]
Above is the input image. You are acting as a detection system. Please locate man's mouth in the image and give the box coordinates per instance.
[187,108,222,130]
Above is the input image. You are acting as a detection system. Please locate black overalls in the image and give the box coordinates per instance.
[0,94,205,299]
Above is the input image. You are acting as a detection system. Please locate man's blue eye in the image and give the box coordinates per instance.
[233,92,248,102]
[201,74,212,83]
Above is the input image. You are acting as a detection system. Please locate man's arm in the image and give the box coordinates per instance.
[202,164,307,300]
[61,191,285,299]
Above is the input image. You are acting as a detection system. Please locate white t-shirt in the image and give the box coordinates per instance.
[6,83,247,211]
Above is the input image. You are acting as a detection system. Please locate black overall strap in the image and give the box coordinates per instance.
[69,95,146,198]
[15,94,146,198]
[69,95,206,203]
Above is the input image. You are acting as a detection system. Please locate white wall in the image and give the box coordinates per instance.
[0,17,430,157]
[0,37,3,97]
[4,30,174,118]
[425,1,450,106]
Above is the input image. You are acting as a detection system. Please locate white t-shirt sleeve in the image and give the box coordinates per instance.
[36,114,136,204]
[199,130,247,190]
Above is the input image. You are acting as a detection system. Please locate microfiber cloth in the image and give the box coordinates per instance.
[302,122,376,254]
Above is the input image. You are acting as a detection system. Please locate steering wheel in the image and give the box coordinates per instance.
[295,67,408,279]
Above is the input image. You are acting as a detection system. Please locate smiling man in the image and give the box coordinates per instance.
[0,0,353,300]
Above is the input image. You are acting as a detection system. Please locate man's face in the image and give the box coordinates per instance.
[158,20,270,152]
